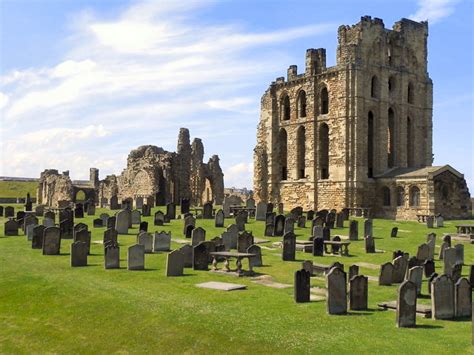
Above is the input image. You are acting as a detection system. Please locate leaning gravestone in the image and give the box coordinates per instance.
[237,231,254,253]
[454,278,471,318]
[215,209,225,228]
[431,274,454,320]
[43,226,61,255]
[282,232,296,261]
[313,237,324,257]
[104,243,120,269]
[407,266,423,295]
[154,231,171,252]
[392,256,408,283]
[379,262,393,286]
[71,241,88,267]
[326,267,347,315]
[396,280,417,328]
[166,249,184,277]
[128,244,145,270]
[32,225,46,249]
[191,227,206,247]
[365,236,375,253]
[363,219,373,237]
[349,220,358,241]
[137,232,153,253]
[115,210,129,234]
[294,269,311,303]
[349,275,368,311]
[247,244,262,267]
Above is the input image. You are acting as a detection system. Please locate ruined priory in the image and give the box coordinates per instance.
[253,16,471,220]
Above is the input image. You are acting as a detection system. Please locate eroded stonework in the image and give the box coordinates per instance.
[253,16,471,220]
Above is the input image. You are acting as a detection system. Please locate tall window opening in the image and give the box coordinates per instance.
[388,108,395,168]
[279,129,288,180]
[319,123,329,179]
[397,186,405,207]
[371,76,378,98]
[320,87,328,114]
[382,187,391,206]
[407,116,414,167]
[409,186,420,207]
[281,95,290,121]
[297,90,307,118]
[368,111,374,178]
[296,126,306,179]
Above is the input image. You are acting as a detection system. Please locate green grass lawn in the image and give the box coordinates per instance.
[0,204,472,354]
[0,180,37,198]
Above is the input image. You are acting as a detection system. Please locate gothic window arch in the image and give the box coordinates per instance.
[278,128,288,180]
[388,76,396,94]
[387,108,395,168]
[371,76,379,98]
[407,82,414,104]
[320,86,329,114]
[281,94,290,121]
[296,126,306,179]
[409,186,420,207]
[397,186,405,207]
[319,123,329,179]
[368,111,374,178]
[297,90,307,118]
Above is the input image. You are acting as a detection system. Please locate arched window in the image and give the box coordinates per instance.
[409,186,420,207]
[278,128,288,180]
[320,87,329,114]
[281,94,290,121]
[387,108,395,168]
[368,111,374,178]
[371,76,378,98]
[397,186,405,207]
[407,82,414,104]
[319,123,329,179]
[382,187,391,206]
[297,90,307,118]
[388,76,395,93]
[296,126,306,179]
[407,117,413,167]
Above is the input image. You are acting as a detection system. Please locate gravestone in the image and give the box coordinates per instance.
[426,216,434,228]
[74,229,91,255]
[115,210,129,234]
[110,195,120,209]
[215,209,225,227]
[166,249,184,276]
[142,204,151,217]
[454,244,464,265]
[431,274,454,320]
[454,278,471,318]
[443,234,451,247]
[166,202,176,220]
[443,247,457,275]
[312,226,323,239]
[180,244,193,268]
[42,217,54,228]
[74,204,84,218]
[451,263,462,283]
[335,213,344,228]
[16,211,26,226]
[365,236,375,253]
[183,215,196,234]
[282,232,296,261]
[313,216,324,228]
[278,203,284,215]
[139,221,148,232]
[154,231,171,252]
[255,202,267,221]
[23,215,38,232]
[435,215,444,228]
[193,242,210,270]
[154,211,165,226]
[92,218,102,228]
[43,227,61,255]
[265,212,276,226]
[71,241,88,267]
[326,267,347,315]
[107,216,116,229]
[87,204,95,216]
[322,227,330,241]
[237,231,254,253]
[185,225,195,239]
[5,206,14,217]
[313,237,324,257]
[247,244,263,267]
[439,241,449,260]
[191,227,206,247]
[0,206,3,217]
[363,219,373,237]
[137,232,153,253]
[428,273,439,295]
[284,217,295,235]
[349,265,359,281]
[331,236,341,254]
[396,280,417,328]
[203,202,213,219]
[407,266,423,295]
[379,262,393,286]
[44,210,55,221]
[392,256,408,283]
[392,250,405,259]
[104,243,120,269]
[416,243,429,262]
[426,234,436,260]
[470,265,474,288]
[264,223,274,237]
[349,275,368,311]
[25,193,33,211]
[325,212,336,229]
[235,213,246,232]
[273,215,285,236]
[135,197,144,209]
[349,220,358,241]
[297,216,306,228]
[4,219,19,236]
[180,198,190,214]
[330,262,345,272]
[32,225,46,249]
[390,227,398,238]
[128,244,145,270]
[294,269,311,303]
[131,210,141,224]
[307,210,314,221]
[35,205,44,217]
[246,197,256,209]
[103,228,118,245]
[424,259,435,278]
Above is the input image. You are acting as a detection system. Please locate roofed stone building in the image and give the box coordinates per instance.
[253,16,471,220]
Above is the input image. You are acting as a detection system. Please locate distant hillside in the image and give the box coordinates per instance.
[0,180,38,198]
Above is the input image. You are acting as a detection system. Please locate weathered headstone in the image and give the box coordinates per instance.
[407,266,423,295]
[166,202,176,220]
[215,209,225,228]
[180,198,190,214]
[154,231,171,252]
[390,227,398,238]
[326,267,347,315]
[443,247,457,275]
[426,234,436,260]
[282,232,296,261]
[137,232,153,253]
[238,231,254,253]
[42,217,55,228]
[74,229,91,254]
[128,244,145,270]
[103,228,118,245]
[247,244,263,267]
[435,215,444,228]
[43,226,61,255]
[74,204,84,218]
[428,273,439,295]
[363,219,373,237]
[335,212,344,228]
[166,249,184,276]
[139,221,148,232]
[416,243,429,262]
[349,220,358,241]
[87,204,95,216]
[141,204,151,217]
[392,256,408,283]
[107,216,116,229]
[25,223,36,241]
[313,237,324,257]
[349,275,368,310]
[273,214,285,236]
[131,210,141,224]
[349,265,359,281]
[312,226,323,239]
[115,210,129,234]
[180,244,193,268]
[379,262,393,286]
[426,215,434,228]
[431,274,454,320]
[32,225,46,249]
[191,227,206,247]
[255,202,267,221]
[104,243,120,269]
[5,206,14,218]
[203,202,213,219]
[451,263,462,283]
[454,244,464,265]
[35,205,44,217]
[396,280,417,327]
[193,242,210,270]
[454,278,472,318]
[424,259,435,278]
[183,215,196,234]
[297,216,306,228]
[365,236,375,253]
[294,269,311,303]
[185,224,195,239]
[154,211,165,226]
[71,241,88,267]
[110,195,119,210]
[284,217,295,235]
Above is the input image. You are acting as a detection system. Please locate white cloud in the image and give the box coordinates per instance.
[224,162,253,189]
[410,0,458,24]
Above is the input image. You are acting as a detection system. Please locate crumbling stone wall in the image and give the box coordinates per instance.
[37,170,74,207]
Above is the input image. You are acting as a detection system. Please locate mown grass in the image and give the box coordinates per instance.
[0,204,472,354]
[0,181,37,198]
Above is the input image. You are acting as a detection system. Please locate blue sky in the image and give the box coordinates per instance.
[0,0,472,190]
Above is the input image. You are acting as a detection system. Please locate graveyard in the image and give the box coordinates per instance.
[0,202,472,353]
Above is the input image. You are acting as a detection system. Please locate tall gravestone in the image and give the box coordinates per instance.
[379,262,393,286]
[431,274,454,320]
[128,244,145,270]
[166,249,184,276]
[191,227,206,247]
[282,232,296,261]
[363,219,373,237]
[32,225,46,249]
[313,237,324,257]
[180,244,193,268]
[71,241,88,267]
[407,266,423,295]
[215,209,225,228]
[365,236,375,253]
[237,231,254,253]
[326,267,347,315]
[294,269,311,303]
[443,247,457,275]
[247,244,263,267]
[180,198,190,214]
[115,210,129,234]
[454,278,471,318]
[349,220,358,241]
[103,228,118,245]
[349,275,368,310]
[284,217,295,235]
[166,202,176,220]
[392,256,408,283]
[104,243,120,269]
[396,280,417,327]
[43,226,61,255]
[203,202,213,219]
[273,215,285,236]
[154,231,171,252]
[390,227,398,238]
[255,202,267,221]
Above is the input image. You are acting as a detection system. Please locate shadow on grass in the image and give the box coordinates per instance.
[415,324,443,329]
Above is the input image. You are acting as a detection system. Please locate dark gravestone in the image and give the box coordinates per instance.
[428,273,439,295]
[443,234,451,247]
[139,221,148,232]
[74,204,84,218]
[237,231,254,253]
[349,220,358,241]
[349,275,368,310]
[264,223,274,237]
[297,216,306,228]
[392,250,405,260]
[5,206,14,218]
[131,210,141,224]
[284,217,295,235]
[128,244,145,270]
[290,206,303,219]
[391,227,398,238]
[278,202,284,214]
[454,278,472,318]
[265,212,276,226]
[191,227,206,247]
[266,202,274,213]
[363,219,373,237]
[35,205,44,217]
[330,262,345,272]
[32,225,46,249]
[23,215,38,232]
[183,215,195,235]
[203,202,213,219]
[104,244,120,269]
[137,232,153,253]
[469,265,474,288]
[379,262,393,286]
[154,211,165,226]
[307,210,314,221]
[215,209,225,228]
[4,219,19,236]
[424,259,435,278]
[325,212,336,229]
[193,242,211,270]
[235,213,246,232]
[93,218,103,228]
[335,213,344,228]
[166,202,176,220]
[312,217,324,229]
[16,211,25,227]
[103,228,118,245]
[294,269,311,303]
[142,204,151,217]
[180,198,190,214]
[431,274,454,320]
[331,236,341,255]
[396,280,417,327]
[255,202,267,221]
[74,229,91,255]
[451,263,462,283]
[185,225,194,239]
[326,267,347,315]
[43,227,61,255]
[166,249,184,276]
[180,244,193,268]
[365,236,375,253]
[312,237,324,257]
[44,210,55,221]
[392,256,408,283]
[282,232,296,261]
[348,265,359,281]
[110,195,119,210]
[273,215,285,236]
[25,193,33,211]
[322,227,330,241]
[247,244,263,267]
[0,206,3,217]
[115,210,129,234]
[87,204,95,216]
[71,241,88,267]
